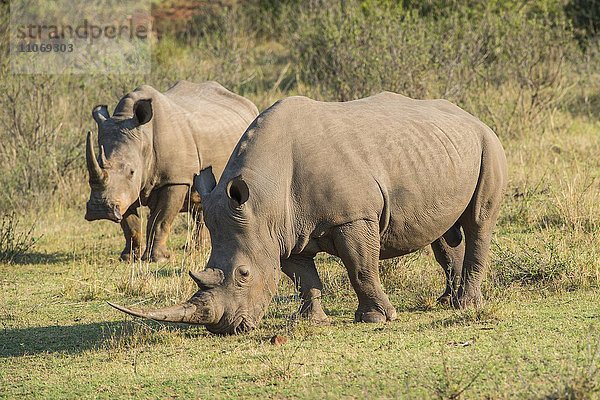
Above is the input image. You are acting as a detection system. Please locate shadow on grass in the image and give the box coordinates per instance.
[0,321,125,357]
[418,309,501,331]
[152,267,187,278]
[0,319,202,357]
[7,251,76,265]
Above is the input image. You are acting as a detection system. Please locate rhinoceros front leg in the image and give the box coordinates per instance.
[431,237,464,306]
[119,205,145,262]
[333,219,397,323]
[182,190,207,250]
[143,184,188,262]
[282,254,330,324]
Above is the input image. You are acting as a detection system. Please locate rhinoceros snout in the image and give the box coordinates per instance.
[85,202,122,223]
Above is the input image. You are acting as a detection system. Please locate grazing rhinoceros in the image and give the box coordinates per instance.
[85,81,258,262]
[110,92,507,333]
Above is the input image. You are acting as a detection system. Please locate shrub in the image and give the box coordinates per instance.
[565,0,600,47]
[0,212,40,263]
[291,0,581,138]
[490,233,600,291]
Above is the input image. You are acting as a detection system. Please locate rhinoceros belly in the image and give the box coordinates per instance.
[375,126,482,259]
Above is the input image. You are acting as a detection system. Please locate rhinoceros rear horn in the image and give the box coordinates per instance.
[92,105,109,124]
[133,98,153,126]
[108,301,215,325]
[189,268,224,289]
[86,131,107,184]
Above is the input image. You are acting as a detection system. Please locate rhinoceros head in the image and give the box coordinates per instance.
[85,100,153,223]
[109,166,281,334]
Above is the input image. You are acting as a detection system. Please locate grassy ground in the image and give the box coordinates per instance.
[1,193,598,399]
[1,68,599,400]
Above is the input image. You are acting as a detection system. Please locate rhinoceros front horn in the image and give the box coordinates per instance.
[86,131,107,185]
[108,299,217,325]
[108,270,224,325]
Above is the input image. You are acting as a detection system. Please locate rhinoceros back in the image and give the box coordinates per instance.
[224,92,499,256]
[161,81,258,182]
[114,81,258,188]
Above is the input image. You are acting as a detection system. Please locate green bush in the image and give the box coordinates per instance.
[291,0,581,138]
[0,212,40,263]
[0,0,596,215]
[565,0,600,46]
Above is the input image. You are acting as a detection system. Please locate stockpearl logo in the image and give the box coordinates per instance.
[10,0,151,74]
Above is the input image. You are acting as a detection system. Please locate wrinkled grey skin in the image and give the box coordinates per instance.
[85,81,258,262]
[111,92,507,334]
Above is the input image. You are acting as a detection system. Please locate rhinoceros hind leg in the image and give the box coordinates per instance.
[453,142,507,309]
[333,219,397,323]
[451,228,491,309]
[282,255,330,324]
[431,236,464,306]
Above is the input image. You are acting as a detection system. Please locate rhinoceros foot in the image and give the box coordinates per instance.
[120,252,135,262]
[355,303,397,323]
[436,294,453,307]
[436,286,457,307]
[452,289,483,309]
[296,302,330,325]
[120,247,144,262]
[142,246,171,263]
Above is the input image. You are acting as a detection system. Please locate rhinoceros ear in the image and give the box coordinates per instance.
[227,176,249,208]
[194,167,217,197]
[92,105,110,124]
[133,99,153,126]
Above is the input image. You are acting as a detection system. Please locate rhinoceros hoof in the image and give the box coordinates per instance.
[312,316,331,325]
[120,250,143,262]
[152,255,169,263]
[355,306,397,323]
[292,312,331,325]
[452,292,483,309]
[300,309,331,325]
[291,303,329,325]
[142,249,171,263]
[436,294,453,307]
[149,253,170,263]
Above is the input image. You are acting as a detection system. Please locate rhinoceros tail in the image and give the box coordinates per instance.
[442,222,462,247]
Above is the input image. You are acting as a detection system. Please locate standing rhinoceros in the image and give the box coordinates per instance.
[85,81,258,262]
[110,92,507,333]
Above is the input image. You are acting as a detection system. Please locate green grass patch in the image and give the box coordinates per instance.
[0,210,599,399]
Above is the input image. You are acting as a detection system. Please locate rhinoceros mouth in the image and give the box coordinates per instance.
[205,314,256,335]
[85,204,122,222]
